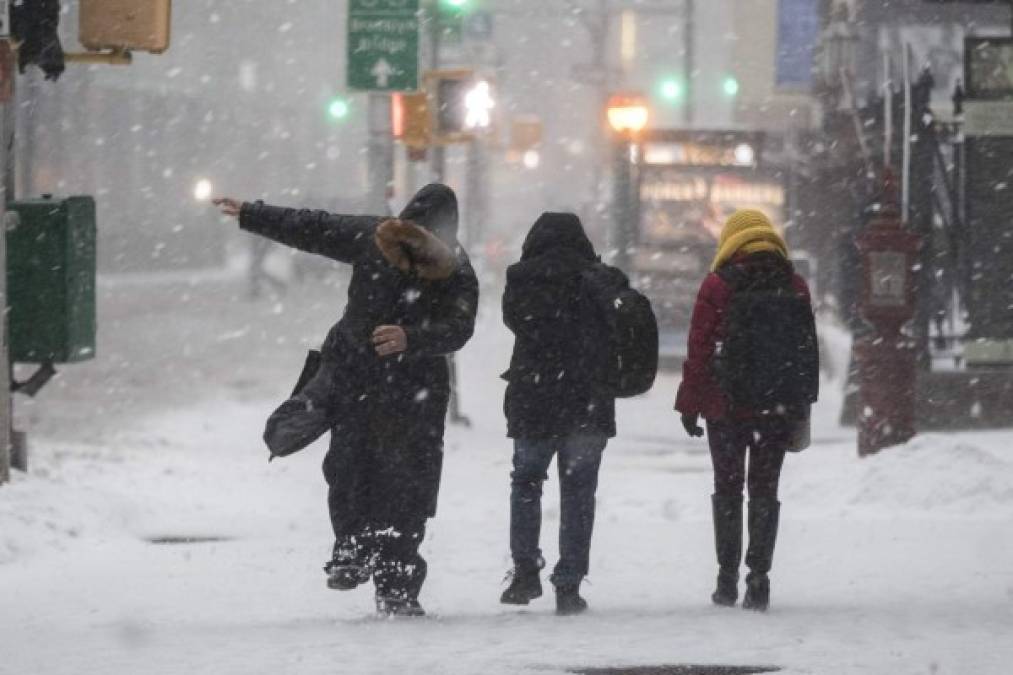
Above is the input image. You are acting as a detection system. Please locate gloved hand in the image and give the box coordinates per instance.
[681,413,704,438]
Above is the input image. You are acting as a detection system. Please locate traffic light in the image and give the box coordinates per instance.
[437,0,471,41]
[426,69,493,140]
[438,0,471,16]
[78,0,172,54]
[722,76,740,97]
[658,76,685,104]
[326,97,351,121]
[10,0,65,80]
[392,92,432,149]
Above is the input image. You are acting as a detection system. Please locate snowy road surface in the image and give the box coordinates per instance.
[3,273,1012,675]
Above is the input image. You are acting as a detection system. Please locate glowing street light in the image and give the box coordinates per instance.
[327,97,350,121]
[193,179,213,202]
[606,94,650,136]
[464,80,495,130]
[722,76,740,97]
[659,77,684,103]
[606,93,649,272]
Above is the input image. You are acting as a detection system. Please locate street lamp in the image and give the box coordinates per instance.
[607,94,650,137]
[607,94,650,271]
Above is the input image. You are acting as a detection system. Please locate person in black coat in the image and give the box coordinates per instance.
[214,185,478,617]
[499,212,615,615]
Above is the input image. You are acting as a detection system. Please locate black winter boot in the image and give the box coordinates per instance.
[500,559,544,605]
[742,498,780,612]
[375,595,426,617]
[710,494,743,607]
[324,538,373,591]
[553,582,588,616]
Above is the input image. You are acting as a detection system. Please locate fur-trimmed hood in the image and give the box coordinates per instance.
[376,218,458,280]
[398,183,459,246]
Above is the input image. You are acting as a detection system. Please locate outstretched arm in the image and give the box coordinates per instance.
[214,197,381,264]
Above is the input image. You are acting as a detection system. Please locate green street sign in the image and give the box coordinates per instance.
[347,0,420,92]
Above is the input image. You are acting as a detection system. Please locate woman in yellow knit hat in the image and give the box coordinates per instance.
[675,209,818,612]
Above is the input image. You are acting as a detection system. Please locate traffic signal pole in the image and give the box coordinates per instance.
[0,29,13,484]
[425,2,469,427]
[367,93,395,215]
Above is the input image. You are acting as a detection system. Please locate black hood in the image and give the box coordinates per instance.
[399,183,459,245]
[521,212,596,262]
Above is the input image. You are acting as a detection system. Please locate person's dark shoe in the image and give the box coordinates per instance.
[323,541,372,591]
[500,563,543,605]
[711,568,739,607]
[742,572,770,612]
[324,561,371,590]
[375,596,426,617]
[554,584,588,616]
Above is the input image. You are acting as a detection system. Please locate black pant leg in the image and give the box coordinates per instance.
[372,521,428,602]
[322,412,375,558]
[707,419,748,497]
[746,417,789,499]
[509,438,556,568]
[552,434,606,586]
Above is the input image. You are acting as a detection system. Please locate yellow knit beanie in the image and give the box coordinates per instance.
[711,209,788,271]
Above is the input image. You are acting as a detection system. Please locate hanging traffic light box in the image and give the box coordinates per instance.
[424,70,494,143]
[79,0,172,54]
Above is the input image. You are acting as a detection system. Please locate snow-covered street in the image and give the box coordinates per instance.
[3,273,1012,675]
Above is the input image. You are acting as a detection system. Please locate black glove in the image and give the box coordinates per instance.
[681,413,704,438]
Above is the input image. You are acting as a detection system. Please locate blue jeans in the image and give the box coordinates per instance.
[509,434,608,587]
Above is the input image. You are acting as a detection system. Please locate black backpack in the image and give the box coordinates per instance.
[714,262,819,414]
[581,262,659,398]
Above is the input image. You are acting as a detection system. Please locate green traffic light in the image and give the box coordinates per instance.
[327,98,350,120]
[441,0,469,9]
[722,76,740,97]
[659,77,684,103]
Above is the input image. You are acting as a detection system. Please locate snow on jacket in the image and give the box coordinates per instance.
[502,212,616,439]
[239,184,478,520]
[674,252,812,422]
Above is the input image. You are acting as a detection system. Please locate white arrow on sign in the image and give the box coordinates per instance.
[371,59,395,88]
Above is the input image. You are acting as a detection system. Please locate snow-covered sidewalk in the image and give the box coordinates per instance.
[2,276,1012,675]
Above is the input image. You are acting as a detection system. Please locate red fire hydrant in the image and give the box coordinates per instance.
[854,172,922,456]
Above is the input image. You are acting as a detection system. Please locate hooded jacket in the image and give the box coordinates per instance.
[239,184,478,520]
[502,213,616,439]
[239,184,477,363]
[675,252,811,421]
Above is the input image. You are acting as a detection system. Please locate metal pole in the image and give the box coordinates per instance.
[428,2,445,184]
[463,138,487,250]
[367,93,395,215]
[883,51,892,169]
[426,2,468,426]
[614,136,633,271]
[901,44,912,224]
[684,0,694,127]
[0,32,13,485]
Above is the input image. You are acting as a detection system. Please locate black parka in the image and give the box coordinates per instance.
[240,184,478,522]
[502,213,616,440]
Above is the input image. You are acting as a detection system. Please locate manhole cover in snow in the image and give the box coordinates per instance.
[146,536,232,545]
[572,667,779,675]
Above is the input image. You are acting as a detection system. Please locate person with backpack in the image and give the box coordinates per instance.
[213,185,478,617]
[675,209,818,612]
[499,212,657,615]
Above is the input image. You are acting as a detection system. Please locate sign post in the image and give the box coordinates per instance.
[0,0,11,484]
[347,0,420,93]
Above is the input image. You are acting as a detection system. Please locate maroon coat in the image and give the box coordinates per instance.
[674,255,811,421]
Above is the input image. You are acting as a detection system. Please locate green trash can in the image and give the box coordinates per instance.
[6,195,96,364]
